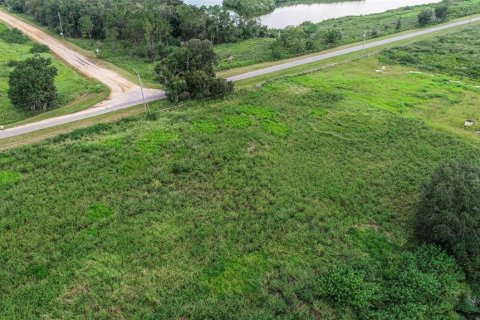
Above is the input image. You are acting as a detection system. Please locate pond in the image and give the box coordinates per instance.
[184,0,442,28]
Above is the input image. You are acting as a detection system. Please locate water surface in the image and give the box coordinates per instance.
[183,0,442,28]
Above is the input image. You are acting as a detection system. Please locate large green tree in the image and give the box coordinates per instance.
[8,55,58,112]
[155,39,233,103]
[415,161,480,280]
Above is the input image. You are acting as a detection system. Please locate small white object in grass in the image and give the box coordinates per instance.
[381,66,387,70]
[0,125,4,131]
[464,119,474,127]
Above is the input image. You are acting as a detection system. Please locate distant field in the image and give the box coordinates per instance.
[0,23,107,126]
[1,25,480,318]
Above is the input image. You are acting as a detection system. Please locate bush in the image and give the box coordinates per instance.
[29,43,50,54]
[0,28,28,44]
[315,245,464,318]
[418,9,433,26]
[434,5,449,22]
[415,161,480,280]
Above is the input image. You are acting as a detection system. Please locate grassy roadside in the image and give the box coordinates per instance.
[219,15,480,79]
[0,6,159,88]
[1,17,479,148]
[0,22,109,127]
[216,0,480,70]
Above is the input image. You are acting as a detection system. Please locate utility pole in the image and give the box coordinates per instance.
[361,29,367,57]
[137,72,149,113]
[57,11,65,39]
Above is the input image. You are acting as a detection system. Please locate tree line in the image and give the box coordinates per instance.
[3,0,268,60]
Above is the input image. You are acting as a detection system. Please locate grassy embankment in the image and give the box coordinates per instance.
[1,25,480,318]
[216,0,480,70]
[0,23,108,126]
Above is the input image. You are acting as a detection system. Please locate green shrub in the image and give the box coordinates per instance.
[317,265,374,309]
[29,43,50,54]
[0,28,28,44]
[415,161,480,280]
[87,204,113,222]
[418,9,433,26]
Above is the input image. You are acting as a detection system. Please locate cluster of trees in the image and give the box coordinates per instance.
[3,0,268,60]
[270,23,342,59]
[155,39,233,103]
[418,4,449,26]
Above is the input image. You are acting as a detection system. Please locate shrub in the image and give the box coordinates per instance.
[434,5,449,22]
[418,9,433,26]
[29,43,50,54]
[0,28,28,44]
[415,161,480,280]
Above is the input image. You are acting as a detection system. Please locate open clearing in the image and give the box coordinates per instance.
[1,25,480,318]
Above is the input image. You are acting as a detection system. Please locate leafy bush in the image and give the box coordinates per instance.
[315,245,464,318]
[29,43,50,54]
[418,9,433,26]
[0,28,28,44]
[415,161,480,280]
[317,265,374,309]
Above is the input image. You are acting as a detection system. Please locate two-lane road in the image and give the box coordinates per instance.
[0,11,478,140]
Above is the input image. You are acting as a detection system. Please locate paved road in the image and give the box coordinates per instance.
[0,14,478,140]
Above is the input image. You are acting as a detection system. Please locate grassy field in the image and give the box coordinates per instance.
[1,25,480,319]
[0,23,108,126]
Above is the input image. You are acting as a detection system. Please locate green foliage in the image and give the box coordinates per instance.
[0,170,21,188]
[418,9,433,26]
[323,28,342,47]
[415,161,480,280]
[435,5,449,21]
[315,245,464,319]
[87,204,113,222]
[0,27,28,44]
[155,39,233,103]
[2,44,480,318]
[317,265,374,309]
[8,55,58,112]
[29,43,50,54]
[380,25,480,80]
[223,0,276,16]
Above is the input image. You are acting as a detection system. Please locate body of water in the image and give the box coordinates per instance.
[183,0,442,28]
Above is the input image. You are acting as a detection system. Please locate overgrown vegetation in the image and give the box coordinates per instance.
[0,23,106,125]
[380,24,480,80]
[2,22,480,316]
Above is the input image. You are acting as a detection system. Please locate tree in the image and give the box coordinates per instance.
[8,55,58,112]
[395,17,402,30]
[434,5,449,22]
[418,9,433,27]
[415,161,480,280]
[323,28,342,47]
[155,39,233,103]
[79,15,94,43]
